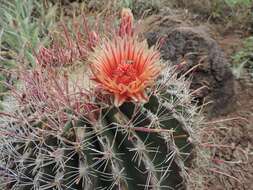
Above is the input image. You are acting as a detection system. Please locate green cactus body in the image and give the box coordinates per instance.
[0,65,198,190]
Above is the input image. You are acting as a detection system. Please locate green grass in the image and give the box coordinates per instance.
[232,37,253,79]
[207,0,253,21]
[225,0,252,6]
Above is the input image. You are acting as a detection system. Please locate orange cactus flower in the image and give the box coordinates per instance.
[89,36,161,106]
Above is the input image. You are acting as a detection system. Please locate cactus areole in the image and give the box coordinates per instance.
[0,9,199,190]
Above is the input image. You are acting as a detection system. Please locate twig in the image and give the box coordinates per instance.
[203,117,249,125]
[208,168,242,184]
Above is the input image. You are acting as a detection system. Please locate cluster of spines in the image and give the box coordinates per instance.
[0,63,197,190]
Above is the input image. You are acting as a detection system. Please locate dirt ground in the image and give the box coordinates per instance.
[203,34,253,189]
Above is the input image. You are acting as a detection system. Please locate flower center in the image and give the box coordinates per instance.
[112,60,137,85]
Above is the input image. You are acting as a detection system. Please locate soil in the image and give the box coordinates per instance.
[202,79,253,190]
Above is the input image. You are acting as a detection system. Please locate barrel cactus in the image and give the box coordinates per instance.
[0,9,200,190]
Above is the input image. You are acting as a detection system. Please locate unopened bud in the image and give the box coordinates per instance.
[119,8,134,37]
